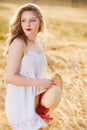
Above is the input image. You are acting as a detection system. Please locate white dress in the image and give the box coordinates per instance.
[5,49,47,130]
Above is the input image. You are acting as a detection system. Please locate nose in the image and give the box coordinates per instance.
[27,21,31,27]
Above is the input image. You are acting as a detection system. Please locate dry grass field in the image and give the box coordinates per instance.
[0,0,87,130]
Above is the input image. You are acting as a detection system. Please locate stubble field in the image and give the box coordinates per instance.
[0,1,87,130]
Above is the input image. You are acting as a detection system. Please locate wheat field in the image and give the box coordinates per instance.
[0,1,87,130]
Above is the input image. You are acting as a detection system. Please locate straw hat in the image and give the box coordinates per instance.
[41,73,62,111]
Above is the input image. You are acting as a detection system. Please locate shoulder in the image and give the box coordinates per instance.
[9,37,25,53]
[8,37,26,58]
[37,38,44,49]
[10,37,25,48]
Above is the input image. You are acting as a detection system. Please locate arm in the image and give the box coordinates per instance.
[6,38,38,87]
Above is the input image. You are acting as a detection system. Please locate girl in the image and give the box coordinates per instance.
[5,3,54,130]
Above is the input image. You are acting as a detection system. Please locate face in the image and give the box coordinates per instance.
[21,10,40,40]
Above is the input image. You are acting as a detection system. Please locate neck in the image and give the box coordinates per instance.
[27,37,37,45]
[27,35,37,44]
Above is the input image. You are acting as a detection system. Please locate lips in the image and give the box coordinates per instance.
[26,27,32,31]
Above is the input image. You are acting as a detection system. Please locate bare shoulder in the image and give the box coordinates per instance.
[8,37,26,59]
[37,38,44,50]
[9,37,25,51]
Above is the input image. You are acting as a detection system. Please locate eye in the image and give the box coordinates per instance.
[21,19,26,22]
[30,19,36,22]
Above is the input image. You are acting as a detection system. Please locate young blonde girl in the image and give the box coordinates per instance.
[5,3,54,130]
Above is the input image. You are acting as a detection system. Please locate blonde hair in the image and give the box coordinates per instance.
[6,3,46,45]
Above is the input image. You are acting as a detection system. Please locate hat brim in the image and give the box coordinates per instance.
[41,74,62,110]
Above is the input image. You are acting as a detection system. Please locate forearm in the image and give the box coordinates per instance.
[6,74,39,87]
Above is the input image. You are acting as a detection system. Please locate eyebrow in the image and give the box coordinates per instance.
[21,17,38,19]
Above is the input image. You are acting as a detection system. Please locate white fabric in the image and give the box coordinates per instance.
[5,50,47,130]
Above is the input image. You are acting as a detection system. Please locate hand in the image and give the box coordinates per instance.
[37,78,54,89]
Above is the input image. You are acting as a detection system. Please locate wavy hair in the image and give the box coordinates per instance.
[6,3,46,45]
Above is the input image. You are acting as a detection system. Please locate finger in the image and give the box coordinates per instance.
[51,80,55,85]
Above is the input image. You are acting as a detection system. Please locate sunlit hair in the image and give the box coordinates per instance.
[6,3,46,45]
